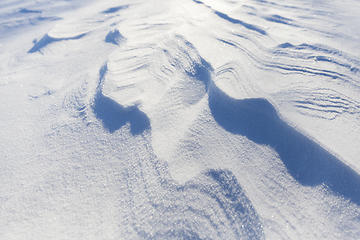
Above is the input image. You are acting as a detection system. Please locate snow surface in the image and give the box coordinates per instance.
[1,0,360,239]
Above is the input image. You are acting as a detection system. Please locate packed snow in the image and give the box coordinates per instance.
[1,0,360,239]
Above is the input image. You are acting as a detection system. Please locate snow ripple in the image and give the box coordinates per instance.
[5,0,359,238]
[282,87,360,120]
[122,149,265,239]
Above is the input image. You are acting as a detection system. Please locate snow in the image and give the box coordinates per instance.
[1,0,360,239]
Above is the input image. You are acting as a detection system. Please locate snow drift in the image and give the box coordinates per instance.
[1,0,360,239]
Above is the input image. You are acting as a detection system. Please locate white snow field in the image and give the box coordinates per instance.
[1,0,360,239]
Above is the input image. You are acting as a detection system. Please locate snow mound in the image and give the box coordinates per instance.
[105,29,125,45]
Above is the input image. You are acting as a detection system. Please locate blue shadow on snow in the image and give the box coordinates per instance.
[208,82,360,205]
[28,33,86,53]
[92,92,150,135]
[101,5,129,14]
[189,56,360,206]
[92,64,150,135]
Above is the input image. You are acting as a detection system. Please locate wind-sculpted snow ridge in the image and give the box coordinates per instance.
[195,0,360,87]
[94,29,265,237]
[208,66,360,206]
[148,30,360,206]
[215,32,359,87]
[100,18,360,234]
[2,0,360,239]
[272,42,360,83]
[103,34,212,110]
[88,0,360,237]
[86,52,264,238]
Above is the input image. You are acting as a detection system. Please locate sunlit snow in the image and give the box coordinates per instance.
[1,0,360,239]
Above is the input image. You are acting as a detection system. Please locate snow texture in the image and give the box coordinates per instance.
[1,0,360,239]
